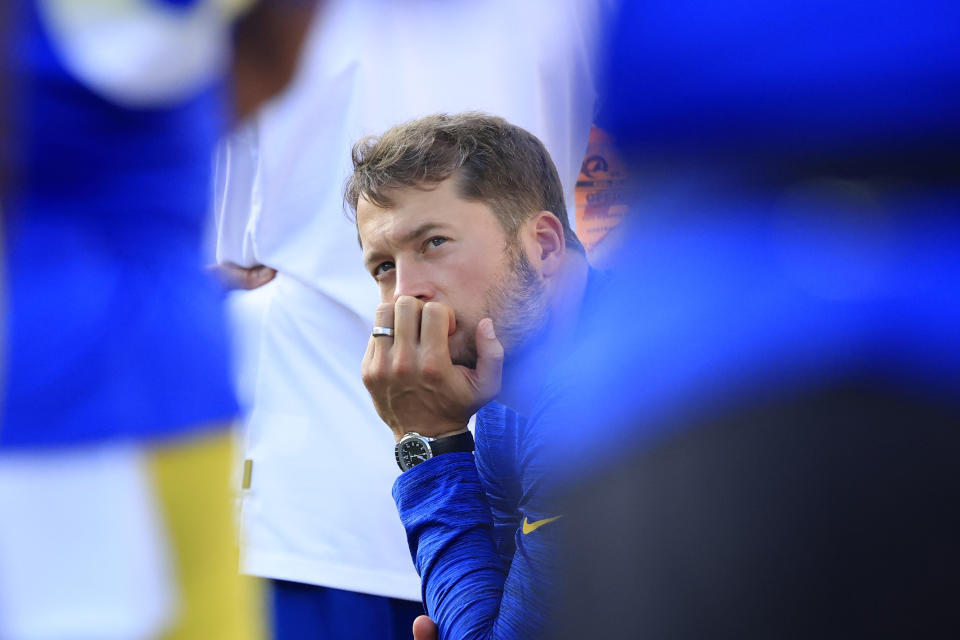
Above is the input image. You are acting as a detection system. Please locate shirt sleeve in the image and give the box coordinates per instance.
[474,405,523,568]
[393,452,559,639]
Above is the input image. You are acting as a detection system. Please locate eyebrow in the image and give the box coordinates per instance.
[363,222,448,269]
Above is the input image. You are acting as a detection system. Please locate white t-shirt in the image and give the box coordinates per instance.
[215,0,606,600]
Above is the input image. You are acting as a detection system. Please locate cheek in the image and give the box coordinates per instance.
[450,266,497,302]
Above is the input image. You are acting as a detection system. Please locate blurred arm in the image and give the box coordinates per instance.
[230,0,319,120]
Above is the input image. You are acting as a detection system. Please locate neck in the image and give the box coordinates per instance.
[497,251,591,416]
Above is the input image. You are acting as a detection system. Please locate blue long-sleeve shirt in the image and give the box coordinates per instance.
[393,397,566,639]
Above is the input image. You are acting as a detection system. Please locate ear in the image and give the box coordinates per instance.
[528,211,566,277]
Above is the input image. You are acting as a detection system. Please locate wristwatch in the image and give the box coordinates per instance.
[395,430,475,472]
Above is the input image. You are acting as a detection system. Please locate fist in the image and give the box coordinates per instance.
[361,296,503,441]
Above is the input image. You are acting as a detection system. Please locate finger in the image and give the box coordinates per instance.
[370,301,396,355]
[420,302,455,360]
[472,318,504,401]
[374,301,395,329]
[412,615,438,640]
[365,302,396,393]
[244,265,277,289]
[393,295,424,355]
[361,330,376,379]
[214,263,276,290]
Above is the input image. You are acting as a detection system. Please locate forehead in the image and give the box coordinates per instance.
[356,178,504,248]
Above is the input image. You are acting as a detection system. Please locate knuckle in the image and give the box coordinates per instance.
[422,302,446,322]
[425,300,450,314]
[362,359,390,385]
[396,295,420,312]
[420,357,444,382]
[391,357,412,378]
[361,370,377,390]
[375,303,394,324]
[361,366,378,387]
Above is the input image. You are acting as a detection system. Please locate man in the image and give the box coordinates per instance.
[211,1,605,636]
[349,112,594,639]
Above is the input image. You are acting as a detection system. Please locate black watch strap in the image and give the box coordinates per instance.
[429,430,475,456]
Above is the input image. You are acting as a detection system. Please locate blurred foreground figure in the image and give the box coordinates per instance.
[0,1,312,638]
[212,2,605,637]
[554,1,960,637]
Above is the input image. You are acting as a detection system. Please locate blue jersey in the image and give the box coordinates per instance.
[1,0,238,448]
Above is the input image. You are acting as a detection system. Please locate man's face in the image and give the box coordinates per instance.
[357,177,548,367]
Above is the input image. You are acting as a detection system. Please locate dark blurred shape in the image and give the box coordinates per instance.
[554,1,960,637]
[0,0,11,203]
[560,379,960,638]
[231,1,318,120]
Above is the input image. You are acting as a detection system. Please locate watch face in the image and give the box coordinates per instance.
[398,436,432,470]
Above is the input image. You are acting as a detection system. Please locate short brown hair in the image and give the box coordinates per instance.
[345,112,584,253]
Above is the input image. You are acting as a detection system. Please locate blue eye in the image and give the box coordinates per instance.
[373,262,395,278]
[427,237,448,248]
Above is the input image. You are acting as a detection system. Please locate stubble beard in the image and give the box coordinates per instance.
[450,243,549,369]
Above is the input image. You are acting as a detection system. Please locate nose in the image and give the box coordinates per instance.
[392,259,435,303]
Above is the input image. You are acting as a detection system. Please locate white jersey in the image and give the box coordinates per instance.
[215,0,606,600]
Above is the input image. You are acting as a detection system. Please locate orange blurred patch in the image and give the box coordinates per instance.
[574,126,632,261]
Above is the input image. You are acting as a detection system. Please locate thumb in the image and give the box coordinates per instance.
[412,615,438,640]
[473,318,504,400]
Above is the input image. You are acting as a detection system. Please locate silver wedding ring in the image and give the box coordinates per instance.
[372,326,395,338]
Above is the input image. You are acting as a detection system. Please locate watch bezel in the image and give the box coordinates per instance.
[395,432,434,471]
